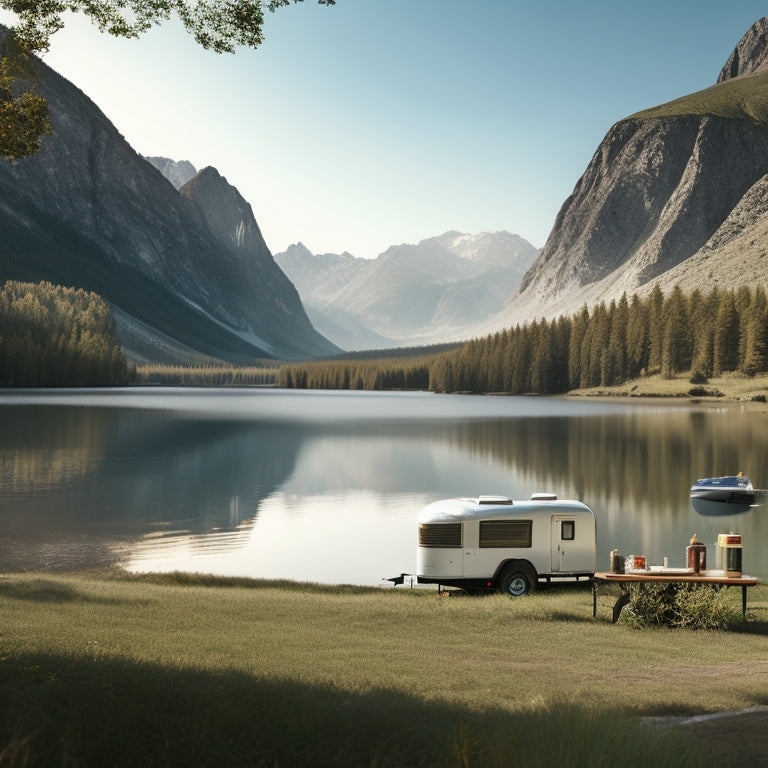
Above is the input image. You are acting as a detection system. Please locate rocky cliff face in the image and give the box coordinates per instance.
[717,17,768,81]
[180,167,271,257]
[276,231,537,349]
[0,42,338,363]
[145,157,198,190]
[494,18,768,329]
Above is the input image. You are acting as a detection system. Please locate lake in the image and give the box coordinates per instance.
[1,388,767,585]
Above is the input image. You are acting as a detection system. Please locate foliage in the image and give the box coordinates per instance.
[277,354,433,390]
[689,369,708,385]
[0,38,51,160]
[0,279,134,386]
[279,285,768,395]
[4,0,335,54]
[618,583,739,630]
[134,362,278,385]
[0,1,334,160]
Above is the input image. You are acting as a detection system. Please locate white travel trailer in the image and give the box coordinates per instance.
[416,494,596,595]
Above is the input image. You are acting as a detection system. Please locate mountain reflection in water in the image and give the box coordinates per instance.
[1,389,766,582]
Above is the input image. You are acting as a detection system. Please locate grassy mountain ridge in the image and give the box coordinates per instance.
[627,70,768,125]
[494,22,768,331]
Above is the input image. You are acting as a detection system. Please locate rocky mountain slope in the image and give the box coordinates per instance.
[0,36,338,364]
[145,157,198,190]
[492,17,768,329]
[275,231,537,349]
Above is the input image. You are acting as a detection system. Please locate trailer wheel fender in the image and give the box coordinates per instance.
[498,562,537,597]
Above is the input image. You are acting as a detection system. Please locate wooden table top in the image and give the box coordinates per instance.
[594,571,758,586]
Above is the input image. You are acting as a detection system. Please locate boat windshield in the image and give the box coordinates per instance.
[693,476,753,489]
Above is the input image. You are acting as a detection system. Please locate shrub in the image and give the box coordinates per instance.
[689,370,708,385]
[688,386,724,397]
[618,583,738,630]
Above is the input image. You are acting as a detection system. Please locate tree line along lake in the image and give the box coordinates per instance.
[0,388,766,584]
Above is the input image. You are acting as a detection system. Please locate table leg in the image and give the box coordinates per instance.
[743,585,747,618]
[612,587,630,623]
[592,580,597,617]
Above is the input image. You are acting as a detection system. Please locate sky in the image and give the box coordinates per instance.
[3,1,768,258]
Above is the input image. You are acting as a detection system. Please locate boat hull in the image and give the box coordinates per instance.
[689,488,756,504]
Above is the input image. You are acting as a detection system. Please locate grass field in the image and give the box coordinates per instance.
[1,571,767,766]
[568,371,768,402]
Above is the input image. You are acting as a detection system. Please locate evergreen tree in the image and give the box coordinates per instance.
[580,302,609,388]
[713,291,741,375]
[568,306,589,389]
[742,286,768,376]
[735,285,753,367]
[0,280,132,386]
[625,293,649,378]
[660,285,691,378]
[646,284,665,374]
[688,287,715,378]
[604,294,629,385]
[551,316,571,392]
[511,325,533,394]
[530,321,553,394]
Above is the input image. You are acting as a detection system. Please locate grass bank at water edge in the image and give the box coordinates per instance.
[2,571,767,767]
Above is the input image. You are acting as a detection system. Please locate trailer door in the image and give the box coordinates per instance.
[551,516,576,572]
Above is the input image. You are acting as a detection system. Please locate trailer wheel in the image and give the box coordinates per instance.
[499,566,536,597]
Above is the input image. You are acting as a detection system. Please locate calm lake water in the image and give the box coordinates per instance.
[1,388,767,585]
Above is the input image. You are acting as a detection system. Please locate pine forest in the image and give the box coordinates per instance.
[0,280,134,386]
[278,285,768,394]
[3,281,767,392]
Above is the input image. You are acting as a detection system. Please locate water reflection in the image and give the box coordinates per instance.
[1,390,766,583]
[126,491,425,585]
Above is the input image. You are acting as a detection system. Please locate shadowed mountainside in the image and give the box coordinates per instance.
[0,32,339,364]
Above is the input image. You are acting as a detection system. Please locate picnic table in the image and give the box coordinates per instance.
[592,570,759,621]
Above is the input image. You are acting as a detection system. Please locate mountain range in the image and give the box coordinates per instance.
[491,17,768,330]
[274,232,537,350]
[0,28,339,364]
[3,18,768,363]
[269,16,768,347]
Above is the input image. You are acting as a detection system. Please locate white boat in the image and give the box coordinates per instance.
[689,475,755,505]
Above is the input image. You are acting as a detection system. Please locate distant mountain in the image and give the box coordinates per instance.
[275,231,538,349]
[145,157,198,190]
[493,17,768,329]
[0,35,339,364]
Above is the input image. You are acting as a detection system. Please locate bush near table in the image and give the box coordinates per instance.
[619,582,739,629]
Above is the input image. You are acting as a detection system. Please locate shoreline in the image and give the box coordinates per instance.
[565,371,768,406]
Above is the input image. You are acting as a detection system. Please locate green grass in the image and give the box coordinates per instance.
[626,70,768,125]
[2,572,768,766]
[569,370,768,401]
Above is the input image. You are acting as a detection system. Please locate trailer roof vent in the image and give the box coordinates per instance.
[477,495,513,505]
[531,493,557,501]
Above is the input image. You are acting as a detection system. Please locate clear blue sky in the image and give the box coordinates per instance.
[4,1,767,257]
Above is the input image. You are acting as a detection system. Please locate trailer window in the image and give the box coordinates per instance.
[419,523,462,548]
[561,520,575,541]
[479,520,532,548]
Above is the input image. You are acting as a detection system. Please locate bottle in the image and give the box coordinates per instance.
[686,533,706,574]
